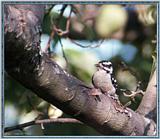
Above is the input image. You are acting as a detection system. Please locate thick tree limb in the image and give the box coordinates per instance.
[136,70,156,118]
[4,4,156,136]
[137,70,156,118]
[136,70,157,135]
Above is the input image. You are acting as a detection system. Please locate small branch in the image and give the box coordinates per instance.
[4,118,82,133]
[69,38,104,48]
[71,5,81,16]
[58,36,69,65]
[4,121,35,133]
[44,30,55,53]
[53,6,72,36]
[35,118,82,124]
[44,5,72,54]
[123,90,144,97]
[59,5,68,19]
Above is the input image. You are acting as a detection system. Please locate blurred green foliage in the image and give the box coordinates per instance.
[64,49,97,84]
[95,5,128,38]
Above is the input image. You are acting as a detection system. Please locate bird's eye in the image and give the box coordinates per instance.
[102,61,112,68]
[108,64,112,68]
[106,70,110,73]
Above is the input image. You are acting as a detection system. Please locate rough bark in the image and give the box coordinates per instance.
[4,4,156,136]
[136,71,156,119]
[136,70,157,135]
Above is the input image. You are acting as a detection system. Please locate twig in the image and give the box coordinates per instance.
[70,5,81,16]
[44,5,68,53]
[35,118,82,124]
[4,118,82,133]
[53,6,72,36]
[4,121,35,132]
[45,5,55,14]
[45,5,72,54]
[59,5,68,19]
[69,38,104,48]
[121,81,144,102]
[44,30,55,53]
[58,36,68,65]
[123,90,144,98]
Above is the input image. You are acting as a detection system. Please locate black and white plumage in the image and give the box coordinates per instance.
[92,60,118,96]
[92,60,132,117]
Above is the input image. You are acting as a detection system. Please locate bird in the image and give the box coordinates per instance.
[91,60,132,117]
[92,60,118,97]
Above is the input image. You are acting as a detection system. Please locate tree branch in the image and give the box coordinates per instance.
[4,4,156,136]
[4,118,82,132]
[136,70,157,121]
[134,70,157,136]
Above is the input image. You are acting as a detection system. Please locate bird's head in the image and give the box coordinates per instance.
[95,60,113,74]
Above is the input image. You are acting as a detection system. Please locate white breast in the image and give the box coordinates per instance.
[92,70,116,95]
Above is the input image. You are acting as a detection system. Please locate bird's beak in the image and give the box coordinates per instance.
[95,64,99,67]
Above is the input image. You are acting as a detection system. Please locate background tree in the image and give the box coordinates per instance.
[4,3,157,136]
